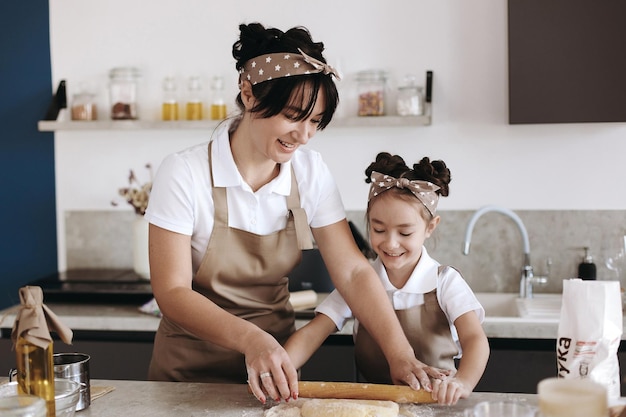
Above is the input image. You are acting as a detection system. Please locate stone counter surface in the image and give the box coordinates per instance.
[0,303,355,336]
[0,302,557,339]
[51,379,541,417]
[1,296,625,340]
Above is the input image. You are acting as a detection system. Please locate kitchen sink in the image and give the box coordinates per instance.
[515,293,562,319]
[294,292,565,321]
[474,292,520,317]
[474,292,562,319]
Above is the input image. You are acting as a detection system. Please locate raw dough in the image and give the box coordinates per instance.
[302,399,399,417]
[264,398,399,417]
[264,401,303,417]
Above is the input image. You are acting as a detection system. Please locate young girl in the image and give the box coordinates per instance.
[285,152,490,405]
[145,24,445,404]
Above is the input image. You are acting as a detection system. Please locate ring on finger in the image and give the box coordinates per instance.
[260,372,272,379]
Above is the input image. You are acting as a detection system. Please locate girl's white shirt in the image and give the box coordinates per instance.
[316,246,485,356]
[145,121,346,273]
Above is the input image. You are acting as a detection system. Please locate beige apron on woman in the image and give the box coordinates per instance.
[149,141,312,383]
[354,267,458,383]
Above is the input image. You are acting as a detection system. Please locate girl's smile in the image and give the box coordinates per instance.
[368,192,438,287]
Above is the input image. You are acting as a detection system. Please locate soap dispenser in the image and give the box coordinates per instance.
[578,247,597,280]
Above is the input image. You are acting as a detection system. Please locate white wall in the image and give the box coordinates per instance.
[50,0,626,269]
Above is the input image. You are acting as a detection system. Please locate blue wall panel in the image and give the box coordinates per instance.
[0,1,57,308]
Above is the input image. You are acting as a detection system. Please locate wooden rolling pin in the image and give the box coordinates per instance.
[298,381,435,404]
[289,290,318,310]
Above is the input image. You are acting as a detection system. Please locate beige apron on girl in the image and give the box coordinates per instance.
[149,141,312,383]
[354,267,458,383]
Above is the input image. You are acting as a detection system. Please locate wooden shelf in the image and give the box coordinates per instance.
[37,110,221,131]
[40,70,434,131]
[333,101,432,127]
[40,71,434,132]
[38,105,431,132]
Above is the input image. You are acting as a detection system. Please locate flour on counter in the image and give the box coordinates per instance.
[264,398,400,417]
[400,404,437,417]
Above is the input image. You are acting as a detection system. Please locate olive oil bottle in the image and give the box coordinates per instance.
[15,337,56,417]
[12,286,74,417]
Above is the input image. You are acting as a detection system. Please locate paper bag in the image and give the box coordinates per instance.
[557,279,622,398]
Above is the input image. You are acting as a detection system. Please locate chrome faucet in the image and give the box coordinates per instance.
[462,205,546,298]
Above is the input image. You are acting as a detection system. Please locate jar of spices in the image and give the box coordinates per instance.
[109,67,140,120]
[356,70,387,116]
[397,75,424,116]
[71,91,97,121]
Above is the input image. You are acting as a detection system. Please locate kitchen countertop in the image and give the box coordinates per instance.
[0,302,355,336]
[0,294,621,340]
[0,302,554,339]
[0,377,539,416]
[0,302,560,339]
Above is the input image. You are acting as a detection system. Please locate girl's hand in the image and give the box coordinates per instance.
[244,332,299,404]
[431,377,471,405]
[389,355,451,392]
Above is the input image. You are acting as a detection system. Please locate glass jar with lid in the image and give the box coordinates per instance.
[109,67,140,120]
[186,76,204,120]
[397,75,424,116]
[210,76,227,120]
[71,91,98,121]
[356,70,387,116]
[161,76,179,121]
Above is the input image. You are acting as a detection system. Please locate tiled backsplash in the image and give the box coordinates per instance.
[66,209,626,294]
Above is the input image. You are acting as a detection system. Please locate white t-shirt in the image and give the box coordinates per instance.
[144,122,346,273]
[316,247,485,356]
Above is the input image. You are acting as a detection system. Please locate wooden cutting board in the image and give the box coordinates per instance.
[298,381,435,404]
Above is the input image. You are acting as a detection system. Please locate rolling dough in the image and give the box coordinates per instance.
[264,398,399,417]
[301,399,399,417]
[264,401,303,417]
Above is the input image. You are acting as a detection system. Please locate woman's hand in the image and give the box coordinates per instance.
[431,376,471,405]
[388,354,451,392]
[244,331,299,404]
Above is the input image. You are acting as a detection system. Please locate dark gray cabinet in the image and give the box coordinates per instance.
[0,330,353,382]
[476,339,626,396]
[508,0,626,124]
[0,331,154,381]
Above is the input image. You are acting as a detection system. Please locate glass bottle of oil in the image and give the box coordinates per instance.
[15,337,56,417]
[186,76,203,120]
[12,286,72,417]
[161,76,179,121]
[210,75,227,120]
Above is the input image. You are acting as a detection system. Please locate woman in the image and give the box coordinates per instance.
[145,22,445,404]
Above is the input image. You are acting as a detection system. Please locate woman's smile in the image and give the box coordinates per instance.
[277,138,296,151]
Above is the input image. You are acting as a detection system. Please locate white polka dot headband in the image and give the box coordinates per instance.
[369,171,440,216]
[238,48,341,87]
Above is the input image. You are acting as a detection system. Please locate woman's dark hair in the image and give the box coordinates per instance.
[232,23,339,130]
[364,152,451,219]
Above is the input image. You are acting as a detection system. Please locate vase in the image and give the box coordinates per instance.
[133,215,150,280]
